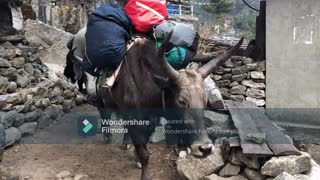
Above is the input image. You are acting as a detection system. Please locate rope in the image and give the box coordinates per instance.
[241,0,260,12]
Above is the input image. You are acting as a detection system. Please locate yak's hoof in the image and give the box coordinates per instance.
[103,133,112,144]
[136,162,142,169]
[121,144,131,150]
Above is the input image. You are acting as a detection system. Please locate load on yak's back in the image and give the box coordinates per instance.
[82,1,199,75]
[65,0,227,109]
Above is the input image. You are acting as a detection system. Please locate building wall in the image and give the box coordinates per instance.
[266,0,320,126]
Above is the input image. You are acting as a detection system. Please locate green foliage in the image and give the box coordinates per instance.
[202,0,235,14]
[234,11,256,39]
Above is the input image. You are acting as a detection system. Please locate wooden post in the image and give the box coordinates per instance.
[191,5,193,17]
[256,0,266,61]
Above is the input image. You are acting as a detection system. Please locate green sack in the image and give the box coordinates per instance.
[156,41,187,70]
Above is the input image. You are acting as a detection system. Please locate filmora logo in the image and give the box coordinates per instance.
[78,116,97,136]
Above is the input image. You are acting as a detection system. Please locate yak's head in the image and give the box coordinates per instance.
[156,31,243,157]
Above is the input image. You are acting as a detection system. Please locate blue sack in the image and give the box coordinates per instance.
[85,4,133,69]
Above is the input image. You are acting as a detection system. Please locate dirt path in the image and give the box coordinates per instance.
[0,105,180,180]
[1,144,179,180]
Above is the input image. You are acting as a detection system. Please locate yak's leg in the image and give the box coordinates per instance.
[97,105,113,143]
[134,144,150,180]
[122,132,131,150]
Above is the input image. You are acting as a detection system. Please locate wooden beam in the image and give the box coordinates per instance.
[227,101,300,156]
[226,100,273,156]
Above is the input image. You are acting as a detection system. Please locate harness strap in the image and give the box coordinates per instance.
[162,91,166,112]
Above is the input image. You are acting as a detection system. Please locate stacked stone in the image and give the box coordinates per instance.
[177,139,319,180]
[210,56,266,107]
[0,40,85,148]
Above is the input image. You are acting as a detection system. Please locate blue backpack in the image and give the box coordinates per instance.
[85,4,133,70]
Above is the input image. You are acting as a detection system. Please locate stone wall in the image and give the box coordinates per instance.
[0,36,85,148]
[210,56,266,107]
[22,0,121,34]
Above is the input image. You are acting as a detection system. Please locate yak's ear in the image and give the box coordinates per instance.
[152,74,174,90]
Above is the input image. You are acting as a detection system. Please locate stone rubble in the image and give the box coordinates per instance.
[176,139,319,180]
[0,23,86,150]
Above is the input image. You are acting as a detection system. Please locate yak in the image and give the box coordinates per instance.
[64,28,243,180]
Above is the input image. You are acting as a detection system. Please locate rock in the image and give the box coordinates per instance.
[244,168,265,180]
[230,95,245,101]
[49,86,63,103]
[230,56,245,65]
[228,137,241,148]
[204,111,232,129]
[7,82,17,93]
[37,105,63,128]
[222,74,232,80]
[216,80,231,88]
[63,89,75,99]
[34,98,51,109]
[16,75,29,88]
[246,133,266,144]
[62,99,75,112]
[250,71,265,80]
[224,59,236,68]
[0,76,9,94]
[75,94,86,105]
[24,109,42,122]
[246,97,266,107]
[229,85,247,95]
[261,152,312,177]
[273,172,296,180]
[37,86,49,97]
[230,81,239,87]
[0,124,5,148]
[179,151,187,158]
[0,57,11,68]
[25,35,50,48]
[55,170,73,179]
[13,115,25,127]
[242,80,265,89]
[0,110,23,128]
[0,46,16,59]
[0,67,17,82]
[216,137,231,162]
[213,67,232,75]
[256,61,266,72]
[232,66,250,75]
[294,174,310,180]
[10,57,25,69]
[24,63,34,75]
[228,149,242,166]
[246,88,265,99]
[307,159,320,180]
[150,126,165,143]
[74,174,89,180]
[18,122,37,136]
[176,148,225,180]
[232,74,247,82]
[242,57,254,65]
[236,149,260,170]
[218,163,241,177]
[204,174,248,180]
[246,64,258,71]
[212,74,223,81]
[5,127,21,147]
[24,20,73,65]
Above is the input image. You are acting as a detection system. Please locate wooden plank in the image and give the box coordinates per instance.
[226,101,273,156]
[228,101,300,156]
[240,102,300,156]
